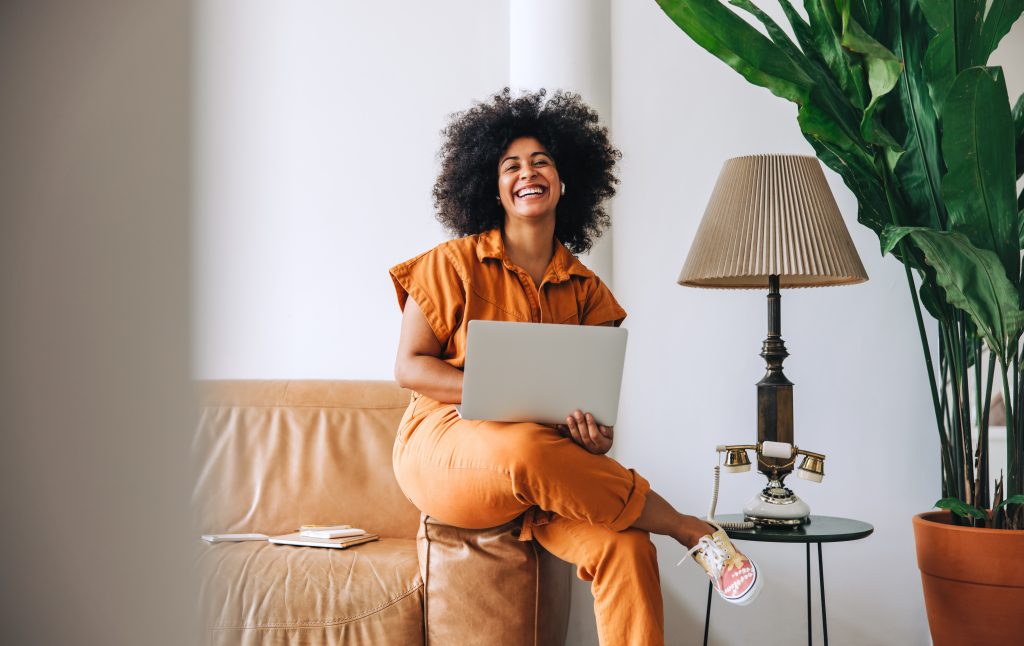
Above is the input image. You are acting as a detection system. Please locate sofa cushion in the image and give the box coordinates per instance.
[199,538,423,646]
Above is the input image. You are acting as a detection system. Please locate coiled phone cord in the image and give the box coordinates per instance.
[706,461,754,530]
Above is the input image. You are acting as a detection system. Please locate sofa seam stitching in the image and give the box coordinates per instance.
[208,583,423,631]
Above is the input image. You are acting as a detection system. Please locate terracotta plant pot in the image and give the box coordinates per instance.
[913,510,1024,645]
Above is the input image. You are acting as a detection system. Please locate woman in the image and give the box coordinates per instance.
[389,89,760,646]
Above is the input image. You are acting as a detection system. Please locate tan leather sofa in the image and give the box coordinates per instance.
[194,380,571,645]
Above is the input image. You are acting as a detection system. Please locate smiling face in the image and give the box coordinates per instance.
[497,136,560,226]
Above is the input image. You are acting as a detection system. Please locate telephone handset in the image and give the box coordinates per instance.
[706,441,826,528]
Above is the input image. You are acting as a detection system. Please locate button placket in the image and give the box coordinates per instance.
[504,257,556,323]
[517,270,542,322]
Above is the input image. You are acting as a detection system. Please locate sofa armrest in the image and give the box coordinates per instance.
[417,515,571,646]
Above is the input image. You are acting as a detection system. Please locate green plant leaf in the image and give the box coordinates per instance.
[887,0,945,231]
[994,493,1024,513]
[779,0,864,122]
[935,496,987,519]
[729,0,864,148]
[920,0,987,115]
[976,0,1024,64]
[941,67,1019,284]
[918,268,950,322]
[728,0,791,44]
[798,109,888,234]
[1013,91,1024,179]
[838,2,904,149]
[777,0,817,56]
[727,1,832,107]
[953,0,985,69]
[802,0,867,108]
[797,86,874,164]
[655,0,814,104]
[850,0,884,34]
[923,27,954,116]
[882,227,1024,361]
[919,0,950,30]
[920,0,955,115]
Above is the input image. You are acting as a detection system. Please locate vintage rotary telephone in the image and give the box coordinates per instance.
[708,441,826,529]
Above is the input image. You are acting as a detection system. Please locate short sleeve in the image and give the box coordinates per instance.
[389,245,466,347]
[580,275,627,327]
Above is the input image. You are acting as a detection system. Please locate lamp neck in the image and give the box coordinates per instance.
[760,275,789,375]
[757,274,794,476]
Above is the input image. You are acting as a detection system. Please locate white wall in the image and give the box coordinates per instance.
[196,2,1024,644]
[195,0,509,378]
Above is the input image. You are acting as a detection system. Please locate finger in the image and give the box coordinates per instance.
[573,411,598,452]
[568,412,588,450]
[599,425,613,439]
[566,416,583,446]
[579,412,599,452]
[585,413,602,448]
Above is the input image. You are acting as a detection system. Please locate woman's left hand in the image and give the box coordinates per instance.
[558,410,613,455]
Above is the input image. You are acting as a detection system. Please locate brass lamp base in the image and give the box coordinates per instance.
[743,479,810,527]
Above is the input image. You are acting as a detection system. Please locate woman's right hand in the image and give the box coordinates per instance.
[557,409,613,454]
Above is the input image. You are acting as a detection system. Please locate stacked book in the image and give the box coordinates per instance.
[202,524,380,550]
[268,524,379,549]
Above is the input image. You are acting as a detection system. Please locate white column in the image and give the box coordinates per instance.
[509,0,613,279]
[510,7,612,643]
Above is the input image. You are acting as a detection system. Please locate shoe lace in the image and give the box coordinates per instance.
[677,535,728,579]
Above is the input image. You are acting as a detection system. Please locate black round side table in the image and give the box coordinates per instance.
[702,514,874,646]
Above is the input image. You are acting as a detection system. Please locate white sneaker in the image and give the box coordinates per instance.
[678,520,762,606]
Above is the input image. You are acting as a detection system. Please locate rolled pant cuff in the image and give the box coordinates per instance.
[605,470,651,532]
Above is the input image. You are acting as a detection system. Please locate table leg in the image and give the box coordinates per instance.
[806,543,812,646]
[818,543,828,646]
[703,580,712,646]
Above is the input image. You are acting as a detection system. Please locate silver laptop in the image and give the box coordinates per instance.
[457,320,628,427]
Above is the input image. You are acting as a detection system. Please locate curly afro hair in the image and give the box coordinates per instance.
[432,88,620,255]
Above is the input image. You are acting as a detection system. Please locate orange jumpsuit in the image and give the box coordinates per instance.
[389,229,664,646]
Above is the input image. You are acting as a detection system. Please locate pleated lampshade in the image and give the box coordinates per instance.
[678,154,868,289]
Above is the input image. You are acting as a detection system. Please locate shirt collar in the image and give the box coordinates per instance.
[475,228,592,284]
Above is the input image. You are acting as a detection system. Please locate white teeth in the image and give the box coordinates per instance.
[516,187,544,198]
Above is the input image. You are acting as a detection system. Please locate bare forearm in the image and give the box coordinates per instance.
[395,354,464,404]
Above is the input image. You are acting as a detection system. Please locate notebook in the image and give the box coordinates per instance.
[268,533,380,549]
[457,320,628,427]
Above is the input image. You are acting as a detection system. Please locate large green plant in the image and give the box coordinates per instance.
[656,0,1024,528]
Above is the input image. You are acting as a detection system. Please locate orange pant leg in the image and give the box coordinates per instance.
[533,515,665,646]
[393,402,650,532]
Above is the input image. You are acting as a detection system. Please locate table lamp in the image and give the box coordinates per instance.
[678,154,868,526]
